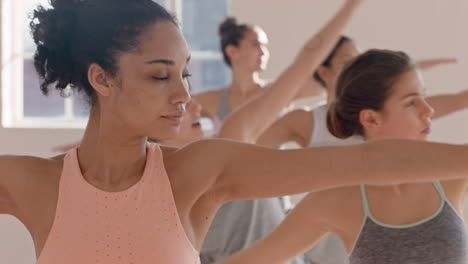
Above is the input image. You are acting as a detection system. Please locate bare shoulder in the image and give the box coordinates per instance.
[0,154,64,214]
[0,154,64,179]
[0,154,64,190]
[162,139,245,191]
[297,185,361,224]
[162,139,236,213]
[163,139,230,172]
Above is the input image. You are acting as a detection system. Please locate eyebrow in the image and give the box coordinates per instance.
[146,56,191,65]
[400,92,422,100]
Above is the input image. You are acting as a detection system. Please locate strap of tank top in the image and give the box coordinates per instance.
[216,88,231,121]
[359,184,371,217]
[432,181,448,202]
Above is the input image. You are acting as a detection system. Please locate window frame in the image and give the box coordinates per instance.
[1,0,227,129]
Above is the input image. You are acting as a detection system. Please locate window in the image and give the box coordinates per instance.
[180,0,231,94]
[1,0,230,128]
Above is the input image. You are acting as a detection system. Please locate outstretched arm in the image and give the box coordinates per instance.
[187,138,468,202]
[219,0,365,143]
[426,89,468,119]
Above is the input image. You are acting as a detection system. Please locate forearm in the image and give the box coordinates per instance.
[426,90,468,119]
[326,139,468,188]
[221,139,468,201]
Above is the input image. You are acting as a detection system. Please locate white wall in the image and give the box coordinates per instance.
[2,1,468,263]
[233,0,468,143]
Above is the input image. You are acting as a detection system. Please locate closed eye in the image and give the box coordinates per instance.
[152,76,169,81]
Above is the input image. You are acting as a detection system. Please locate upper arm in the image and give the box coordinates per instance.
[0,156,27,214]
[0,168,13,214]
[256,109,313,148]
[0,155,61,216]
[218,191,337,264]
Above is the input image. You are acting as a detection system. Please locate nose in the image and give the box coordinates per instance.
[421,99,435,120]
[170,78,191,106]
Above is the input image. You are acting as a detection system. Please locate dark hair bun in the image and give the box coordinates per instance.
[326,101,357,139]
[218,17,238,36]
[30,1,82,96]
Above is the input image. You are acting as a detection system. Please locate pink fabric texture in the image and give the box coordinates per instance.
[37,143,200,264]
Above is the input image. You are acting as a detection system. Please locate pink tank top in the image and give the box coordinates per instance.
[37,143,200,264]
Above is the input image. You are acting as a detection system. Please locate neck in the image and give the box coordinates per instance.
[78,106,148,191]
[230,66,263,96]
[325,83,335,106]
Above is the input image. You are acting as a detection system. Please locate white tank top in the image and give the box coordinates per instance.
[305,105,363,264]
[309,105,363,147]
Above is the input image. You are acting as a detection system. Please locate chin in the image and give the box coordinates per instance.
[250,63,264,72]
[147,128,180,142]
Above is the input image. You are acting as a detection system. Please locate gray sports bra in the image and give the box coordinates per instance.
[349,182,467,264]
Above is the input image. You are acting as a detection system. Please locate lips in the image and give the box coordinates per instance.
[162,112,184,124]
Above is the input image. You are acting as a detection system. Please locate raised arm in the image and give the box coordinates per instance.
[218,0,365,143]
[187,138,468,202]
[426,89,468,119]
